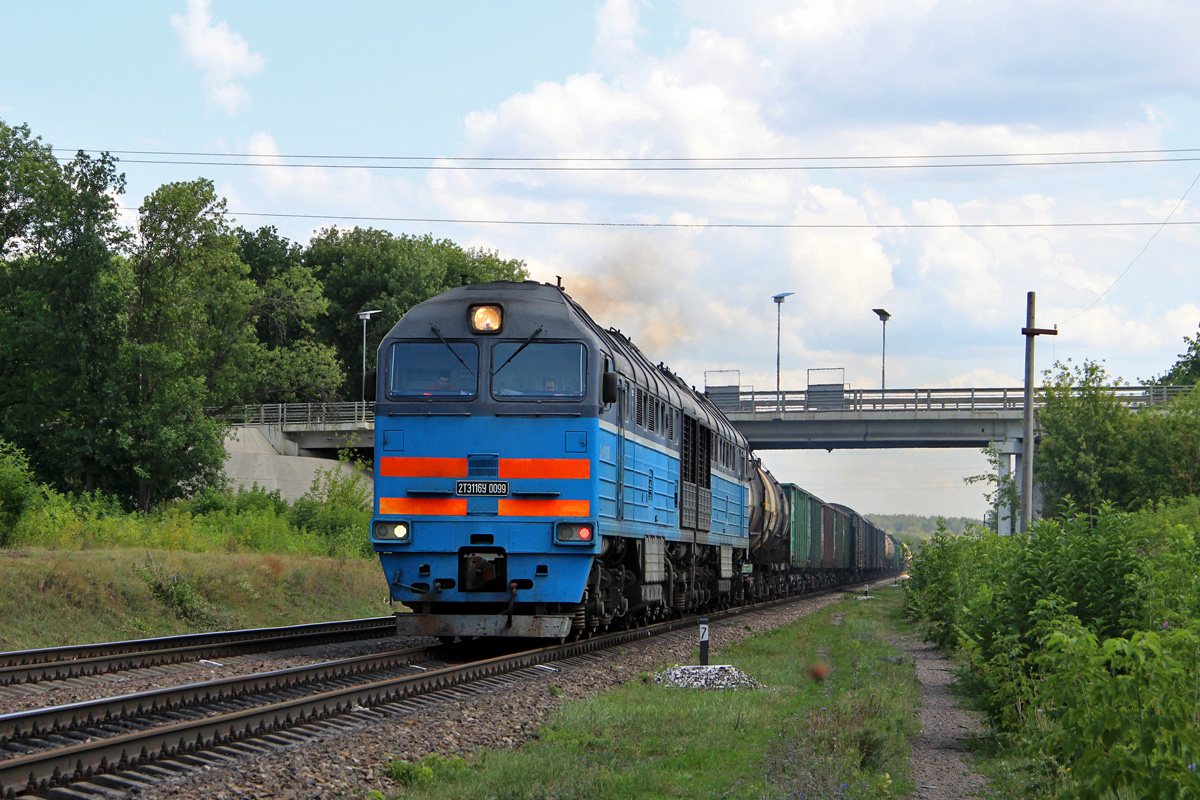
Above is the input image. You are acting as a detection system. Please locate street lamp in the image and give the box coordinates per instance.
[773,292,794,413]
[872,308,890,393]
[358,309,382,403]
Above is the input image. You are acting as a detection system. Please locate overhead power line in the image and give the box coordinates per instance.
[57,145,1200,162]
[63,155,1200,172]
[56,145,1200,172]
[116,207,1200,230]
[1062,166,1200,323]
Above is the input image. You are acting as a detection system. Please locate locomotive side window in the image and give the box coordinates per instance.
[387,342,478,399]
[491,342,586,399]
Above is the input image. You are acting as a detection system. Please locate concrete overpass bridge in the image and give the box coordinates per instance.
[223,384,1185,533]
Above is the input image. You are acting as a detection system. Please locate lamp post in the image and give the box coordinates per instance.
[872,308,890,394]
[773,292,794,413]
[358,309,382,403]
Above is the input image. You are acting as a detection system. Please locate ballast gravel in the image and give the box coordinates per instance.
[654,663,765,690]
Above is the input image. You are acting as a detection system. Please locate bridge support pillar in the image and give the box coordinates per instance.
[995,439,1023,536]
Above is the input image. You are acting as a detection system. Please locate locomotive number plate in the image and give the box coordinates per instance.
[456,480,510,496]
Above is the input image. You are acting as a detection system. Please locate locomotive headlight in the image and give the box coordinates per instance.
[555,522,594,543]
[374,521,410,541]
[469,304,502,333]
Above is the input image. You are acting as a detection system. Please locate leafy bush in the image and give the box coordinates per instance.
[907,501,1200,796]
[286,456,372,558]
[1026,619,1200,798]
[134,553,218,626]
[0,440,38,544]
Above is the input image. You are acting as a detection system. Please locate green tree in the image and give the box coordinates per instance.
[0,120,66,257]
[1125,386,1200,506]
[117,179,248,509]
[236,226,342,403]
[0,119,130,495]
[1035,359,1136,516]
[1147,324,1200,386]
[303,228,529,397]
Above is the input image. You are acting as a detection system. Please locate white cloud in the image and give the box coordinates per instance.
[593,0,645,70]
[244,132,404,214]
[170,0,264,115]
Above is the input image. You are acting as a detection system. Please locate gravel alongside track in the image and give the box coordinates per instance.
[897,635,990,800]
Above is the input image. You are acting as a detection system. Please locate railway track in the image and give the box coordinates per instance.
[0,617,397,688]
[0,586,875,799]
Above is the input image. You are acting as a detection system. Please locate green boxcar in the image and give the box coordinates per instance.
[808,494,824,569]
[782,484,821,569]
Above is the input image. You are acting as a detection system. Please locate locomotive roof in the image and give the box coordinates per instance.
[386,281,744,446]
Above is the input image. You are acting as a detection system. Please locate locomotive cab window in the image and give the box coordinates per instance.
[387,342,479,399]
[491,342,586,399]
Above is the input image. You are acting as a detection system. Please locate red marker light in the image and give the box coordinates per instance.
[556,522,595,543]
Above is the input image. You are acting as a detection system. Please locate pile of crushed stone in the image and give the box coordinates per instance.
[654,664,765,690]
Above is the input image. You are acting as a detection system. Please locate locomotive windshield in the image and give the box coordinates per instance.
[491,342,586,399]
[387,341,478,399]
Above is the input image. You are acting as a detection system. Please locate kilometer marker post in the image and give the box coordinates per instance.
[699,619,709,666]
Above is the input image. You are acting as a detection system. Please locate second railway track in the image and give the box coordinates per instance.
[0,617,398,689]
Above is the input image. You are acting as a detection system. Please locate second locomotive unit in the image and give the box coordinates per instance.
[369,280,900,640]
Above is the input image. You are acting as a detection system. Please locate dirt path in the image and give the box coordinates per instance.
[894,635,990,799]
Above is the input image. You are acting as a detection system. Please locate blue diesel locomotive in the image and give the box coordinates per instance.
[369,280,901,640]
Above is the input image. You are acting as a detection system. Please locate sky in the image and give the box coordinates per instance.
[4,0,1200,519]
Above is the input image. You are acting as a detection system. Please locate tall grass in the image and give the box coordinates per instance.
[0,439,373,559]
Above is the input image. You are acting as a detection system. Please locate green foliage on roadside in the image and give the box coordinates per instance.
[1147,324,1200,386]
[0,548,390,650]
[0,439,372,559]
[0,440,38,545]
[135,552,218,625]
[906,502,1200,797]
[1036,359,1200,517]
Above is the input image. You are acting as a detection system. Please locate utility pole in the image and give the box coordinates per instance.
[1020,291,1056,534]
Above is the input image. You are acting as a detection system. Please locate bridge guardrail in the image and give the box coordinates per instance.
[221,385,1192,428]
[709,385,1192,415]
[230,402,376,426]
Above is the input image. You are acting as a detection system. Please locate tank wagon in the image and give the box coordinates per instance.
[369,281,904,640]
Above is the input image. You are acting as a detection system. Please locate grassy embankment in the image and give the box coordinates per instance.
[0,548,389,651]
[378,586,921,800]
[0,458,386,650]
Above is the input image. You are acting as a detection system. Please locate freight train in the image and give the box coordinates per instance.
[369,280,904,640]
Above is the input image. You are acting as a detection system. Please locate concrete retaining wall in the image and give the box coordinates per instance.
[223,427,373,502]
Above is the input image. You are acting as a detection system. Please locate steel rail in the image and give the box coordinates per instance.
[0,583,874,798]
[0,643,440,743]
[0,617,397,686]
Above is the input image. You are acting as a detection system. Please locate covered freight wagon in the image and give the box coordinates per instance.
[781,484,820,570]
